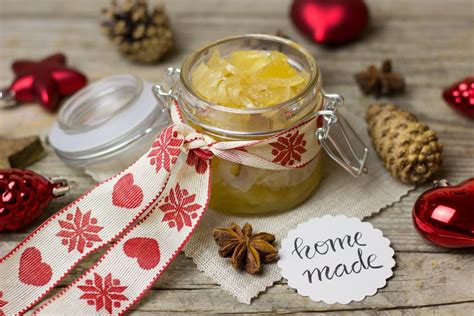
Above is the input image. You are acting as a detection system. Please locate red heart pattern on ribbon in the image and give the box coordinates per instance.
[0,102,321,315]
[19,248,52,286]
[123,238,161,270]
[112,174,144,208]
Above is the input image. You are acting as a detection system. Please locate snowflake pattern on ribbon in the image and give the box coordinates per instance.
[159,184,201,231]
[56,208,103,254]
[270,130,307,166]
[0,292,7,316]
[148,126,184,172]
[78,273,128,314]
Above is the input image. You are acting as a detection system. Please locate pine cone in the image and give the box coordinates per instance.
[101,0,174,64]
[366,103,443,184]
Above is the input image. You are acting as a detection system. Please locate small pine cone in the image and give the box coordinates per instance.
[101,0,174,64]
[366,103,443,184]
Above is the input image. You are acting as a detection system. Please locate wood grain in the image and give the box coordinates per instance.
[0,0,473,314]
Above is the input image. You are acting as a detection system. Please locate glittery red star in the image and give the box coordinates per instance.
[9,53,87,111]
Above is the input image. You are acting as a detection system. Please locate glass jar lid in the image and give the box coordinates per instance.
[49,74,169,164]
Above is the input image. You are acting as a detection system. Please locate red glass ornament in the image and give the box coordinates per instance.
[413,178,474,248]
[1,53,87,112]
[290,0,369,45]
[0,169,69,232]
[442,76,474,119]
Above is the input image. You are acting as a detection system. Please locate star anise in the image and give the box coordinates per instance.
[213,223,278,274]
[355,59,405,97]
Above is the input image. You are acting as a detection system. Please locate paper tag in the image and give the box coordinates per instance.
[278,215,395,304]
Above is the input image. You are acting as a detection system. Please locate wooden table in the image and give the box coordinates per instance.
[1,0,473,314]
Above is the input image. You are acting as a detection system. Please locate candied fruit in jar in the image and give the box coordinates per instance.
[191,49,310,109]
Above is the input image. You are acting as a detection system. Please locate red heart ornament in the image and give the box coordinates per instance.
[442,76,474,119]
[19,247,53,286]
[112,174,144,209]
[123,237,161,270]
[290,0,369,45]
[413,178,474,248]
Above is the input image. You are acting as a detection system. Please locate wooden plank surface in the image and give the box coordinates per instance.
[1,0,473,314]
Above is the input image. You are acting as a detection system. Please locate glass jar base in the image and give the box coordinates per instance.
[210,154,323,215]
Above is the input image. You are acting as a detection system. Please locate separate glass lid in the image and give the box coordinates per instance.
[49,74,169,164]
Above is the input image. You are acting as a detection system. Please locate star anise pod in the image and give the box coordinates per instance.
[213,223,278,274]
[355,59,405,97]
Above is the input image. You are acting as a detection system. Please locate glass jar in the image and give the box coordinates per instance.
[156,34,367,215]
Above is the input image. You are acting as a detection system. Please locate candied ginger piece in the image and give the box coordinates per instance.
[207,49,235,75]
[229,50,270,74]
[255,53,298,79]
[191,63,224,101]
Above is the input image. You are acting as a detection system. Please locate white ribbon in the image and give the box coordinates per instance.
[0,102,320,315]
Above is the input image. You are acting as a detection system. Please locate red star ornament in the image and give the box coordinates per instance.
[8,53,87,111]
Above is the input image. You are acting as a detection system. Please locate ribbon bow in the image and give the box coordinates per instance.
[0,102,320,315]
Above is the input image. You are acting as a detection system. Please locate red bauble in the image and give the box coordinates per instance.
[0,169,69,232]
[290,0,369,45]
[413,178,474,248]
[442,77,474,119]
[8,53,87,111]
